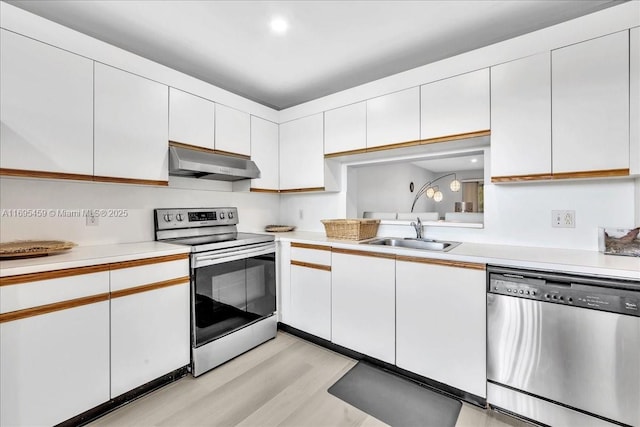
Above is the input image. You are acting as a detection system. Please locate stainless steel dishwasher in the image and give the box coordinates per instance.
[487,265,640,427]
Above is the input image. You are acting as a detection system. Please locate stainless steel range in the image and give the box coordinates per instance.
[155,208,276,377]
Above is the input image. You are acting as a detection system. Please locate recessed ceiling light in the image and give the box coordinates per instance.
[471,158,478,163]
[270,17,288,34]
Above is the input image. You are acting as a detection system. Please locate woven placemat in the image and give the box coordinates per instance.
[0,240,76,259]
[265,225,296,232]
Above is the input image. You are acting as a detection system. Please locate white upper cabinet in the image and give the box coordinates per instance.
[366,87,420,148]
[0,29,94,176]
[491,53,552,178]
[324,102,367,155]
[94,63,169,183]
[250,116,279,190]
[420,69,490,140]
[215,104,251,157]
[169,88,215,150]
[552,31,629,174]
[630,27,639,175]
[279,113,324,190]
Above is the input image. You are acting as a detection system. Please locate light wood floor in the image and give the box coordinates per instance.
[89,332,532,427]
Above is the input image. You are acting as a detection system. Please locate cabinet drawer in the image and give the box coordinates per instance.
[110,257,189,292]
[291,244,332,266]
[291,243,331,266]
[1,270,109,314]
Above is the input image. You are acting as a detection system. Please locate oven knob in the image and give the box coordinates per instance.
[568,297,573,303]
[228,211,234,219]
[519,290,524,294]
[164,214,173,222]
[531,291,536,296]
[545,294,550,299]
[559,296,564,301]
[176,214,184,222]
[552,295,557,300]
[219,212,225,219]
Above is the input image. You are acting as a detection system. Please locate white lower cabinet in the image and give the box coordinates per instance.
[0,271,110,427]
[289,244,332,340]
[331,249,395,364]
[396,258,486,398]
[110,257,190,398]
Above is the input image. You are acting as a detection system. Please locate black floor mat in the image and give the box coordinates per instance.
[328,362,462,427]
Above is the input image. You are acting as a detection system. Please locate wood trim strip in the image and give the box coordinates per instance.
[169,140,215,153]
[290,260,331,272]
[492,173,553,183]
[0,168,95,182]
[170,141,251,160]
[92,175,169,186]
[396,255,486,270]
[110,276,189,299]
[109,253,189,270]
[0,168,168,186]
[250,188,280,193]
[418,129,491,145]
[1,254,188,286]
[551,169,630,180]
[0,264,111,286]
[331,247,396,260]
[279,187,325,193]
[0,293,110,323]
[324,148,369,158]
[291,242,332,251]
[323,130,491,159]
[213,149,251,160]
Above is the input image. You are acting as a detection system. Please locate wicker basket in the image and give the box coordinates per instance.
[321,219,380,240]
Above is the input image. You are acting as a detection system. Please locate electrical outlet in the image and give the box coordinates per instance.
[86,213,99,227]
[552,210,575,228]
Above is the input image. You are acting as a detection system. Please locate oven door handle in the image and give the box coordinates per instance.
[193,243,275,268]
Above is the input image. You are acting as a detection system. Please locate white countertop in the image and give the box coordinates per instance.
[2,234,638,281]
[0,241,191,277]
[273,231,640,280]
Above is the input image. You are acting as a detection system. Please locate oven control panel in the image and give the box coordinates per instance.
[155,208,238,230]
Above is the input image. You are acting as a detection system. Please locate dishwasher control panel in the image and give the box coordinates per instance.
[488,268,640,317]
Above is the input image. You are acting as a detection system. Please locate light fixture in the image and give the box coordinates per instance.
[270,17,288,34]
[425,187,435,198]
[410,172,460,212]
[471,158,478,163]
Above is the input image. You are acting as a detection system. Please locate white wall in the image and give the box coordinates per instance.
[0,177,279,246]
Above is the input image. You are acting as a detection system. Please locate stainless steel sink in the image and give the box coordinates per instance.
[366,237,461,252]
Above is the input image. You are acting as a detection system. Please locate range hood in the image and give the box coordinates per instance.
[169,145,260,181]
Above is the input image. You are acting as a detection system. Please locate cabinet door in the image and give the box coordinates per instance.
[169,88,215,149]
[290,265,332,340]
[331,250,395,364]
[367,87,420,148]
[279,113,324,190]
[631,27,639,175]
[324,102,367,155]
[552,31,629,174]
[289,245,332,340]
[1,271,110,426]
[215,104,251,156]
[491,53,551,178]
[250,116,279,190]
[0,29,94,176]
[421,69,490,140]
[94,63,169,183]
[396,260,486,397]
[110,258,190,397]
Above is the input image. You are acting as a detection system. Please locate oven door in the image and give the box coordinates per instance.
[192,242,276,347]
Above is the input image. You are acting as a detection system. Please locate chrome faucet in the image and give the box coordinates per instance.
[410,217,423,239]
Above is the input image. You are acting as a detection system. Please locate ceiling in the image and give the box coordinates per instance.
[7,0,625,110]
[413,154,484,174]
